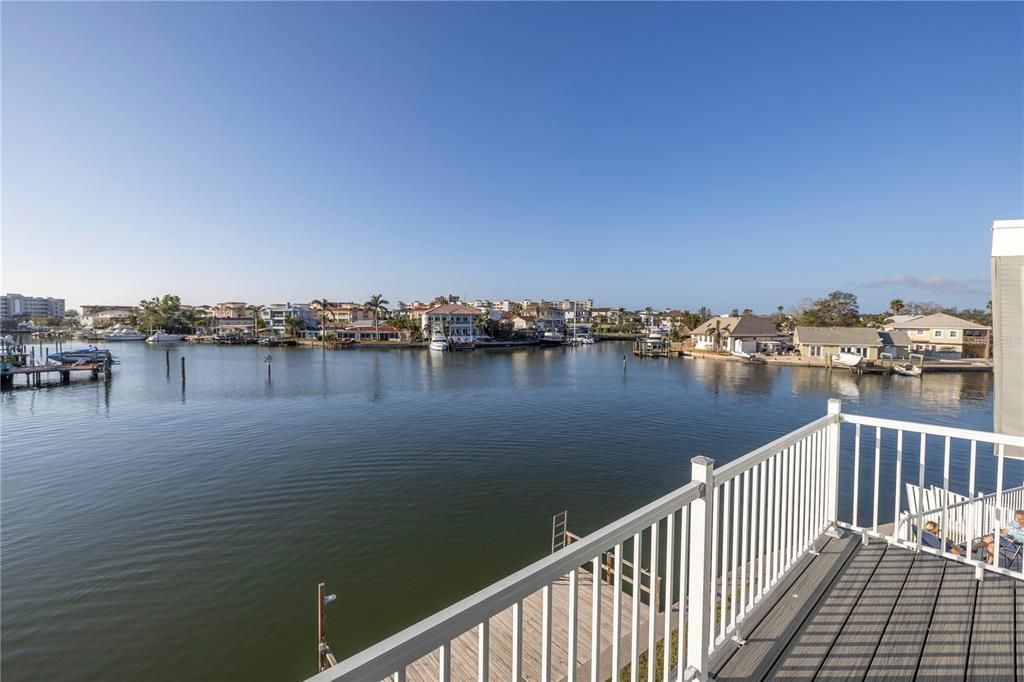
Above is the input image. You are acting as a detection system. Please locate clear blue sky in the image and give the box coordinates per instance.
[3,2,1021,313]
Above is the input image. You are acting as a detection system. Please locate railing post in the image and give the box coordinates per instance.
[825,399,842,537]
[687,456,715,681]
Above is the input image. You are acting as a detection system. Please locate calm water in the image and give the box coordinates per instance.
[0,341,1003,681]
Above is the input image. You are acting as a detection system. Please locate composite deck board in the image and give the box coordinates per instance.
[403,571,650,682]
[864,553,946,680]
[915,561,979,682]
[715,535,857,681]
[966,573,1016,681]
[764,540,887,680]
[813,546,916,680]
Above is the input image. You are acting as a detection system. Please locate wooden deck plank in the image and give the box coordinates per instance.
[764,541,887,680]
[966,573,1016,681]
[915,560,978,681]
[864,553,946,680]
[715,535,857,681]
[813,546,915,680]
[1017,578,1024,680]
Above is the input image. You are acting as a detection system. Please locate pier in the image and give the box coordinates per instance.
[0,361,111,391]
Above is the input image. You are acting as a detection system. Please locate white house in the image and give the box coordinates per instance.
[420,304,482,342]
[690,316,782,354]
[261,303,314,335]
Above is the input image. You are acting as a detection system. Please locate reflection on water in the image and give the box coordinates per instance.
[0,341,995,682]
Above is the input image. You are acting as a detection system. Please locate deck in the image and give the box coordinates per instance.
[714,536,1023,681]
[405,571,651,681]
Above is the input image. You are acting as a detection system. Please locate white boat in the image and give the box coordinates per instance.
[539,331,565,347]
[731,350,751,359]
[834,352,863,368]
[893,363,922,377]
[105,325,146,341]
[579,335,595,345]
[146,330,184,343]
[428,326,449,352]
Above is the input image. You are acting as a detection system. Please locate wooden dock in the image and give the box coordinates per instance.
[404,570,652,682]
[0,362,109,391]
[713,536,1022,681]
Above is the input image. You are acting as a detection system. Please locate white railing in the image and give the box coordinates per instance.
[837,413,1024,579]
[306,401,1020,682]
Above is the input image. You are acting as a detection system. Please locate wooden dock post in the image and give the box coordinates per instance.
[166,349,170,376]
[180,356,186,386]
[104,351,112,381]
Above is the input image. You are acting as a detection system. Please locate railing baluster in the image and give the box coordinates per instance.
[396,667,406,682]
[439,642,450,682]
[853,423,862,528]
[630,532,641,682]
[769,453,779,585]
[894,430,903,541]
[719,480,731,641]
[542,583,552,682]
[710,486,719,637]
[994,444,1005,569]
[478,621,489,681]
[873,427,882,532]
[568,568,578,682]
[782,446,793,571]
[917,434,926,553]
[941,436,951,554]
[729,477,739,633]
[591,555,602,682]
[756,461,766,600]
[662,513,674,682]
[647,522,658,682]
[740,468,750,619]
[677,505,688,682]
[512,600,522,682]
[612,543,623,677]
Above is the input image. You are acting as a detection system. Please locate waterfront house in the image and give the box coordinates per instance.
[690,315,781,353]
[335,325,403,342]
[793,326,911,361]
[420,304,482,342]
[883,312,991,359]
[210,302,249,318]
[261,303,314,335]
[212,317,255,335]
[510,314,537,331]
[79,305,136,328]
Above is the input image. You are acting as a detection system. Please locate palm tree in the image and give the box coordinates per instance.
[284,313,305,339]
[247,305,265,338]
[363,294,389,341]
[312,298,332,349]
[889,299,905,315]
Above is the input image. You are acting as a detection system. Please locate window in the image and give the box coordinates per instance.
[933,330,942,337]
[949,330,958,338]
[809,345,821,357]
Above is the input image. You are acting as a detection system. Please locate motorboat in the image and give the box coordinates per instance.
[893,363,922,377]
[834,352,863,368]
[104,325,146,341]
[538,330,565,347]
[428,326,449,352]
[47,347,108,365]
[146,330,184,343]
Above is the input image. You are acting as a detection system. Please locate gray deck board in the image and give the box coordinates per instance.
[1017,578,1024,680]
[966,573,1016,681]
[865,553,946,680]
[915,560,978,681]
[814,546,916,680]
[764,540,887,680]
[715,535,857,681]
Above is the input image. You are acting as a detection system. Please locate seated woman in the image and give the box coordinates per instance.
[922,521,961,556]
[971,509,1024,564]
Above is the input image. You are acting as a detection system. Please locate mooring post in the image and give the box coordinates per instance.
[104,351,112,381]
[623,353,627,372]
[166,349,170,375]
[180,356,186,386]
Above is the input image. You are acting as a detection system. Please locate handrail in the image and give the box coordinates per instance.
[840,413,1024,449]
[713,415,835,484]
[308,480,701,681]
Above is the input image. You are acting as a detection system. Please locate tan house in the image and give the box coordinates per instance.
[884,313,991,358]
[690,316,781,354]
[794,327,911,361]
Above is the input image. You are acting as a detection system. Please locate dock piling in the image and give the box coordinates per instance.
[181,356,186,386]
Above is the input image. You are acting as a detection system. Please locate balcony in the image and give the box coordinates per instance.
[307,400,1024,682]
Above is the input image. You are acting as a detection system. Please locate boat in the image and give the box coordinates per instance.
[538,330,565,347]
[893,363,922,377]
[104,325,146,341]
[834,352,863,368]
[731,350,751,359]
[146,330,184,343]
[428,326,449,352]
[578,335,595,345]
[47,347,108,365]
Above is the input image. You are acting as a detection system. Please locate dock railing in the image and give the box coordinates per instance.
[306,400,1020,682]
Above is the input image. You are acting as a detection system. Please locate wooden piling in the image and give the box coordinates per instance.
[180,356,186,385]
[317,583,327,672]
[166,349,170,375]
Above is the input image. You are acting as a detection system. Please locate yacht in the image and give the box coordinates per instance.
[146,330,185,343]
[428,326,449,352]
[538,330,565,347]
[105,325,146,341]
